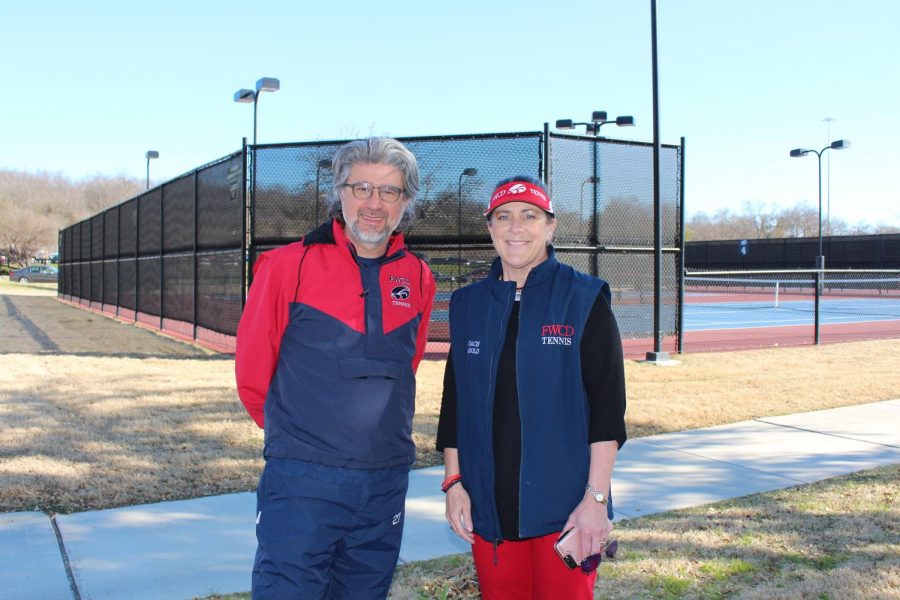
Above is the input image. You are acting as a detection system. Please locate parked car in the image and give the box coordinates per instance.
[10,265,58,284]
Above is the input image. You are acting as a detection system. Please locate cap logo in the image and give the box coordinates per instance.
[485,180,554,216]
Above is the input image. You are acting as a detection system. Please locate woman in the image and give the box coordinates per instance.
[436,176,627,599]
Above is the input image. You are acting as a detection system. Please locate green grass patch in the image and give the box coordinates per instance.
[647,574,691,598]
[699,558,756,580]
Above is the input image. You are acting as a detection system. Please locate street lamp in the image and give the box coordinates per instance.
[555,110,634,275]
[233,77,280,145]
[789,138,850,343]
[315,159,332,226]
[458,168,478,286]
[145,150,159,190]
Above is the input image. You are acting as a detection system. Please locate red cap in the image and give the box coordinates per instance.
[484,181,554,216]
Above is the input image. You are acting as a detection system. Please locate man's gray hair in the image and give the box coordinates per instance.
[327,137,419,231]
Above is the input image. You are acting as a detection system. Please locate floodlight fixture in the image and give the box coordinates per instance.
[233,76,281,145]
[255,77,280,93]
[234,89,255,103]
[145,150,159,190]
[556,111,635,136]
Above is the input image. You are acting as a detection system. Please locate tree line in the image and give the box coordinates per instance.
[686,200,898,241]
[0,169,144,265]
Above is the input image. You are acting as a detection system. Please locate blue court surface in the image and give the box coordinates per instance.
[684,297,900,331]
[430,291,899,335]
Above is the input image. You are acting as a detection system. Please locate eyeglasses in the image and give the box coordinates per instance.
[341,181,405,203]
[579,539,618,574]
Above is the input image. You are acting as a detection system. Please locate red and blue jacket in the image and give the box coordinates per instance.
[449,251,618,539]
[235,219,436,468]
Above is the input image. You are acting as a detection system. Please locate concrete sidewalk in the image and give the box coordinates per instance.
[3,399,898,600]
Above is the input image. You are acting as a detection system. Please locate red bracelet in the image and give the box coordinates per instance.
[441,474,462,493]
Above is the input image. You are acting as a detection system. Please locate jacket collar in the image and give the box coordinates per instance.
[485,245,559,302]
[303,219,408,259]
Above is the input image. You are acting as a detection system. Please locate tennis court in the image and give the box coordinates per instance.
[680,271,900,352]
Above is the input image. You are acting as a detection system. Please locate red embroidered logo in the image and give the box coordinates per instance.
[541,324,574,346]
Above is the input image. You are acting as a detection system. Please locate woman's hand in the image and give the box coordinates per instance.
[445,484,475,543]
[562,495,613,560]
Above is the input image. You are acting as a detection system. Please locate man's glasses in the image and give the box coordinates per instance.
[579,539,618,574]
[341,182,405,203]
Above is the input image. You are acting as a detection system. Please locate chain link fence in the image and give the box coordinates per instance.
[60,131,684,356]
[250,133,684,355]
[59,151,245,350]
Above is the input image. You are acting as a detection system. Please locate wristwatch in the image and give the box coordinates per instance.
[585,483,608,505]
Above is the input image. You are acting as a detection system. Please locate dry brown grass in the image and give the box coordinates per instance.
[387,464,900,599]
[1,290,898,517]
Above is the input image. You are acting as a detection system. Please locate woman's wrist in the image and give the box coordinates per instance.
[441,474,462,493]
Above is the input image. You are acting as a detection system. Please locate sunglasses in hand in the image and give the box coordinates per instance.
[554,527,619,574]
[579,539,618,574]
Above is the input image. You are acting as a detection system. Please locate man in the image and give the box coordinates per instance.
[235,137,436,599]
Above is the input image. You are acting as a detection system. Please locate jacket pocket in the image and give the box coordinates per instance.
[338,356,406,380]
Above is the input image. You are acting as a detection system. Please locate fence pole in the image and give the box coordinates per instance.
[677,136,686,354]
[193,170,199,341]
[159,187,165,331]
[241,137,248,310]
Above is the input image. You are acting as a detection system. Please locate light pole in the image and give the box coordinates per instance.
[315,159,332,226]
[458,168,478,287]
[822,117,835,233]
[145,150,159,190]
[556,111,635,275]
[789,139,850,344]
[233,77,280,145]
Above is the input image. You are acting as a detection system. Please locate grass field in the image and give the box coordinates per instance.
[1,287,898,598]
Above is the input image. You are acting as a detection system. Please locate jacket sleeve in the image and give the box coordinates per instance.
[411,263,437,373]
[581,287,628,448]
[235,252,292,428]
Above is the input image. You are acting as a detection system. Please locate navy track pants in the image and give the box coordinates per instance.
[252,458,409,600]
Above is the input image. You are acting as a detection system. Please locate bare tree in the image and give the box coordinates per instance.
[0,169,143,264]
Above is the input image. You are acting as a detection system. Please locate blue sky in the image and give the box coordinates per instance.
[2,0,898,227]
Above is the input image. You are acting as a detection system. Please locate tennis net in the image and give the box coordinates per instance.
[684,270,900,318]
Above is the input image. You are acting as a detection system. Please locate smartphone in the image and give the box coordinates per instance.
[553,527,583,569]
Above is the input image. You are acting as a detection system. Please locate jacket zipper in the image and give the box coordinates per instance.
[487,282,515,553]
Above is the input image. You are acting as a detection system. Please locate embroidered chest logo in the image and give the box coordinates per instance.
[388,275,412,308]
[391,285,410,300]
[541,324,575,346]
[467,340,481,355]
[390,285,412,308]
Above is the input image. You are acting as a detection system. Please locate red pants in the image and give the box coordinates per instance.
[472,533,597,600]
